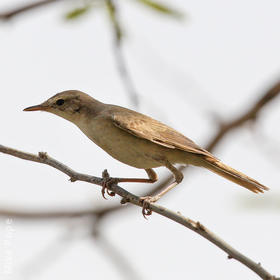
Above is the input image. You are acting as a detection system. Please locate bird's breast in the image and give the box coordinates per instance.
[76,117,182,169]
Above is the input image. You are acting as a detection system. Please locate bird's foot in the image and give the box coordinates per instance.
[101,169,118,199]
[140,195,160,218]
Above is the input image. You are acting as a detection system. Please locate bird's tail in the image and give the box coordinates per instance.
[202,156,269,193]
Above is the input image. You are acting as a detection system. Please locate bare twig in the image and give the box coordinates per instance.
[0,0,62,20]
[0,0,140,107]
[0,205,123,220]
[206,80,280,151]
[0,144,278,280]
[106,0,140,107]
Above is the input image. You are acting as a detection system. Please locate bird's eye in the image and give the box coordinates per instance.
[56,99,65,106]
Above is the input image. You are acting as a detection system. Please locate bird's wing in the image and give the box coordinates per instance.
[109,106,212,157]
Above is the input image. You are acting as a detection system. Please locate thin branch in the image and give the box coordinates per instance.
[0,0,140,107]
[206,80,280,151]
[151,79,280,194]
[106,0,140,107]
[0,205,123,220]
[112,37,140,108]
[0,144,278,280]
[0,0,61,20]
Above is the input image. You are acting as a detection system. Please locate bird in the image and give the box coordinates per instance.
[24,90,269,215]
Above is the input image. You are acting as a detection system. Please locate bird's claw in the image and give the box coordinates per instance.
[101,169,117,199]
[140,196,158,218]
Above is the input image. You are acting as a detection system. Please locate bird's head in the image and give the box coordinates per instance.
[23,90,102,123]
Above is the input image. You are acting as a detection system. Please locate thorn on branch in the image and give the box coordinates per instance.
[38,152,48,159]
[69,177,77,182]
[102,169,110,179]
[120,197,129,204]
[196,222,206,232]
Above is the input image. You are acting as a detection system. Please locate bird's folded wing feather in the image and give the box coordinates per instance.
[109,106,212,157]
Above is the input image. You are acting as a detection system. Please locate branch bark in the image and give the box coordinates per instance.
[106,0,140,107]
[206,80,280,151]
[0,144,278,280]
[0,0,61,20]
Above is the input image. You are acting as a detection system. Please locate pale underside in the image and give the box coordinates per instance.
[77,104,214,169]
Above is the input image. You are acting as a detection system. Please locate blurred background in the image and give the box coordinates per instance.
[1,0,280,279]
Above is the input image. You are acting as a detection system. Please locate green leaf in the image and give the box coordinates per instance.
[136,0,184,19]
[65,6,91,20]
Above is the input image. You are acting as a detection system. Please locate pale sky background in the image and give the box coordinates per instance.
[1,0,280,279]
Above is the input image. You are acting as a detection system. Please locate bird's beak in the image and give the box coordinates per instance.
[23,104,48,112]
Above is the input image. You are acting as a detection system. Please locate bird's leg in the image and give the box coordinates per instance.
[141,160,183,217]
[117,168,158,184]
[101,168,158,199]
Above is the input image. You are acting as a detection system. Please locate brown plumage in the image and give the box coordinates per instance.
[109,105,267,193]
[24,90,268,214]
